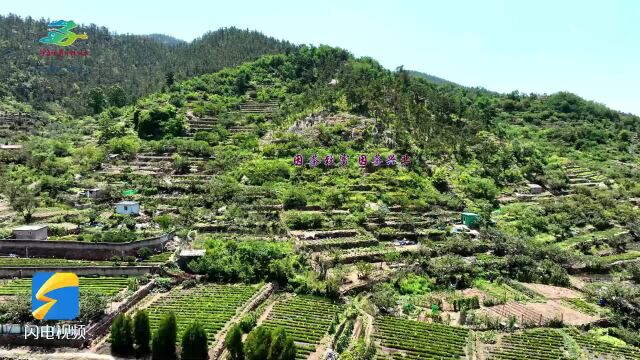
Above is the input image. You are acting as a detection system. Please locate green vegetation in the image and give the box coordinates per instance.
[147,284,258,345]
[180,322,208,360]
[374,317,470,359]
[489,329,567,360]
[0,276,131,296]
[152,312,178,360]
[111,314,134,356]
[262,296,341,359]
[0,15,639,359]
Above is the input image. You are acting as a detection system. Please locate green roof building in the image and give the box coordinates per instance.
[461,212,481,228]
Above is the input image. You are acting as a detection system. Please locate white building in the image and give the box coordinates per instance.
[12,225,48,240]
[115,201,140,215]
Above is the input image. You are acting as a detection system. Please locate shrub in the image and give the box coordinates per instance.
[283,211,324,230]
[133,310,151,355]
[268,327,296,360]
[111,314,134,356]
[182,279,197,289]
[398,274,432,295]
[239,313,257,333]
[453,296,480,311]
[181,322,208,360]
[244,326,272,360]
[155,277,173,292]
[225,324,244,360]
[79,289,106,323]
[281,189,307,209]
[137,247,153,260]
[151,312,177,360]
[478,330,497,344]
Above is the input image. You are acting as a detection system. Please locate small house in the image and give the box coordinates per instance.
[177,249,206,269]
[460,212,481,228]
[115,201,140,215]
[527,183,544,194]
[85,188,104,199]
[12,225,48,240]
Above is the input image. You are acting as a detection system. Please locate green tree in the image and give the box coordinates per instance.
[134,310,151,355]
[106,84,127,107]
[244,326,272,360]
[181,322,208,360]
[111,314,134,355]
[166,71,175,88]
[152,312,177,360]
[88,87,107,114]
[224,324,244,360]
[268,328,296,360]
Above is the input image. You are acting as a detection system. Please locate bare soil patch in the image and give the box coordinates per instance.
[520,283,582,299]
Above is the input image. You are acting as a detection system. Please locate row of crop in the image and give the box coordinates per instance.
[489,329,567,360]
[564,328,640,360]
[298,236,379,251]
[474,279,534,303]
[147,284,258,345]
[374,317,469,359]
[0,257,117,267]
[0,277,131,296]
[560,298,599,316]
[262,295,341,347]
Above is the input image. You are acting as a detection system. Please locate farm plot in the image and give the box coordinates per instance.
[560,298,600,316]
[488,328,567,360]
[565,329,640,360]
[374,316,470,359]
[329,244,419,264]
[147,284,258,345]
[298,236,378,251]
[485,301,546,325]
[262,295,341,359]
[0,257,116,267]
[0,277,131,296]
[474,279,543,302]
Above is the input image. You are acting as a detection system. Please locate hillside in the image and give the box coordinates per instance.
[0,14,296,114]
[407,69,458,86]
[0,44,639,358]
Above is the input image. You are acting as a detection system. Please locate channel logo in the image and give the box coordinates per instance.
[32,272,79,321]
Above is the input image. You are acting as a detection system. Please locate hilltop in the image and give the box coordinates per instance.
[0,14,296,114]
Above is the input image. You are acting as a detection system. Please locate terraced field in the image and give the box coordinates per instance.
[488,328,567,360]
[374,316,470,359]
[474,279,543,302]
[0,276,131,296]
[0,257,116,267]
[262,295,341,359]
[147,284,259,345]
[566,328,640,359]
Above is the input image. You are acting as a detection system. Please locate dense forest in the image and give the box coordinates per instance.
[0,14,295,114]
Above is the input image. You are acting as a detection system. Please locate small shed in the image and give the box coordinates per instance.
[85,188,104,199]
[177,249,206,269]
[12,225,48,240]
[527,183,544,194]
[460,212,481,228]
[0,144,23,150]
[115,201,140,215]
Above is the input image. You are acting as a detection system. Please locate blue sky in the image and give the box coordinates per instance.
[2,0,639,115]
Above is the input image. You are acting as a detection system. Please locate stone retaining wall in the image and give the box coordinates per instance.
[0,232,174,260]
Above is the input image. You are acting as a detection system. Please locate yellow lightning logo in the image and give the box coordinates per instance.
[32,273,79,320]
